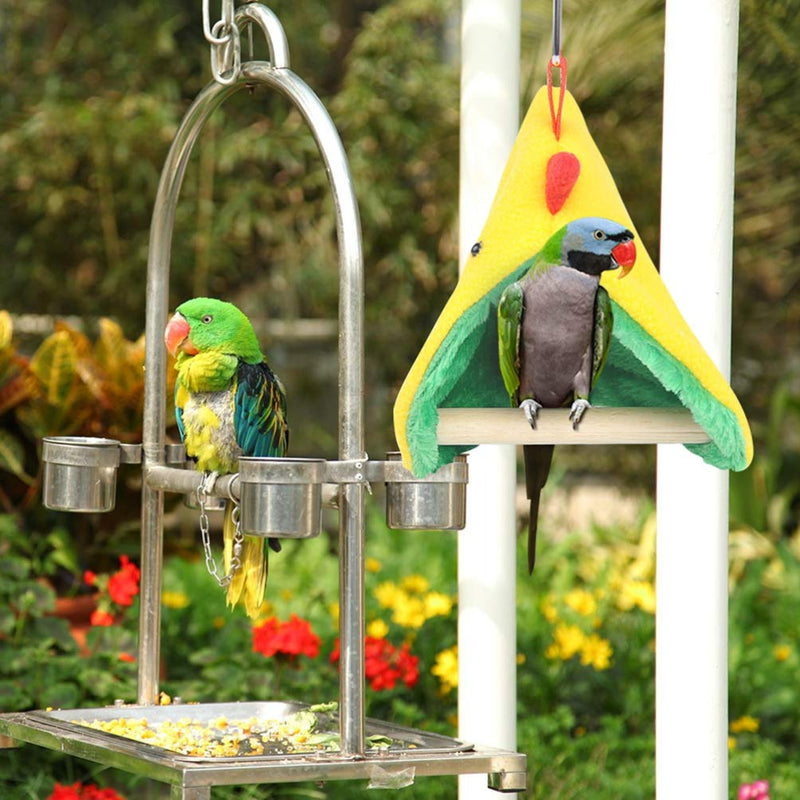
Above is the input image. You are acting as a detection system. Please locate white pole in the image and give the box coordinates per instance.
[656,1,739,798]
[458,2,520,799]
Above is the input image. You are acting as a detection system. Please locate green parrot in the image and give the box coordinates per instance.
[164,297,289,617]
[497,217,636,572]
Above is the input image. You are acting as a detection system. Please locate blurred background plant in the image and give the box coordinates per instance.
[0,0,797,797]
[3,503,797,798]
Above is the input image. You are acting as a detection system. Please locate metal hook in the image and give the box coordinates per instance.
[552,0,563,65]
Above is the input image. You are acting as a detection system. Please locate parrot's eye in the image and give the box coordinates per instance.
[593,230,606,241]
[201,315,213,324]
[470,241,483,256]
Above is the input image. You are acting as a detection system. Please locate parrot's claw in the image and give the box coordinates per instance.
[569,399,591,430]
[200,471,220,495]
[520,398,543,429]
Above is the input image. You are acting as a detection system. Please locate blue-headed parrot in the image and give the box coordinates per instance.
[497,217,636,572]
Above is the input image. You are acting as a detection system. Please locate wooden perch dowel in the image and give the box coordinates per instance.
[436,407,711,446]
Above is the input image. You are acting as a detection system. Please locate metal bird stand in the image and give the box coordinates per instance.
[0,5,526,797]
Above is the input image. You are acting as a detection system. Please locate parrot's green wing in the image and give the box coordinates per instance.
[174,383,187,442]
[497,281,524,406]
[234,361,289,458]
[591,285,613,389]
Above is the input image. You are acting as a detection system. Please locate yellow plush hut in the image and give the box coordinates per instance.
[393,84,752,477]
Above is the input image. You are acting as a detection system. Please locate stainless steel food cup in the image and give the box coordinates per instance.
[238,457,325,538]
[42,437,122,512]
[385,452,467,531]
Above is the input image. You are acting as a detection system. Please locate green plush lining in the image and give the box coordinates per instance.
[406,269,748,476]
[593,304,747,471]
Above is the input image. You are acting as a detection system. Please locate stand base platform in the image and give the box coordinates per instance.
[0,701,527,794]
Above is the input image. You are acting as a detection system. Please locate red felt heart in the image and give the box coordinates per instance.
[545,151,581,214]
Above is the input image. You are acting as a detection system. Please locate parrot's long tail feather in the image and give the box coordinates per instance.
[523,444,555,574]
[242,536,267,618]
[223,504,268,618]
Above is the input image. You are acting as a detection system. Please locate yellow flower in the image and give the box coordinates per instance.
[367,618,389,638]
[616,579,656,614]
[365,557,382,573]
[400,574,430,594]
[161,591,190,609]
[516,653,526,665]
[541,595,559,623]
[212,616,226,629]
[728,736,737,750]
[564,588,597,617]
[392,595,427,629]
[773,644,791,662]
[328,601,340,623]
[547,624,586,660]
[730,715,759,734]
[579,634,613,670]
[545,643,561,660]
[432,646,459,694]
[423,591,453,618]
[374,581,403,609]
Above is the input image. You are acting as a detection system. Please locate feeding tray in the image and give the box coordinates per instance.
[0,702,527,793]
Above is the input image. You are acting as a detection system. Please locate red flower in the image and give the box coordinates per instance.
[252,615,320,659]
[107,556,140,607]
[84,556,140,628]
[331,636,419,691]
[118,652,136,663]
[81,786,127,800]
[48,783,83,800]
[47,783,127,800]
[252,617,281,656]
[90,609,115,627]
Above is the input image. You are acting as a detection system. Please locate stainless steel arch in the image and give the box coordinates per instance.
[139,60,365,754]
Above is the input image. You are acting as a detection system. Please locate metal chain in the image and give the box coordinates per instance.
[202,0,234,45]
[197,475,243,588]
[202,0,242,85]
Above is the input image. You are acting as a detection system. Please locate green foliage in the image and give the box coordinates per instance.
[730,382,800,536]
[0,514,138,714]
[2,500,799,797]
[728,537,800,748]
[0,312,167,542]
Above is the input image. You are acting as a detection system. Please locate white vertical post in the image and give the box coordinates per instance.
[656,1,739,797]
[458,2,520,798]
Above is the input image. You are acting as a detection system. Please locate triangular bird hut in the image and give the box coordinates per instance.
[393,83,753,477]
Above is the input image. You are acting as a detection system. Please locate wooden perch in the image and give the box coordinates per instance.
[436,407,711,446]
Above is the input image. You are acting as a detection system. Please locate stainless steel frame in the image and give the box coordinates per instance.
[0,6,526,796]
[139,57,367,742]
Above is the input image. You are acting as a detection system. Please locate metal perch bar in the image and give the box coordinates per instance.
[144,457,468,498]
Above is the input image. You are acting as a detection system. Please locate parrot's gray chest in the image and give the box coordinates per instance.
[182,387,241,472]
[519,265,600,407]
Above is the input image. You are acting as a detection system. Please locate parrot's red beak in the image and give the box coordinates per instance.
[164,313,197,357]
[612,240,636,279]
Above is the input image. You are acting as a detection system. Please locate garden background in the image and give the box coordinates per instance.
[1,0,798,798]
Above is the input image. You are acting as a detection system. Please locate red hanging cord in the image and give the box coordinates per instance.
[547,55,568,140]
